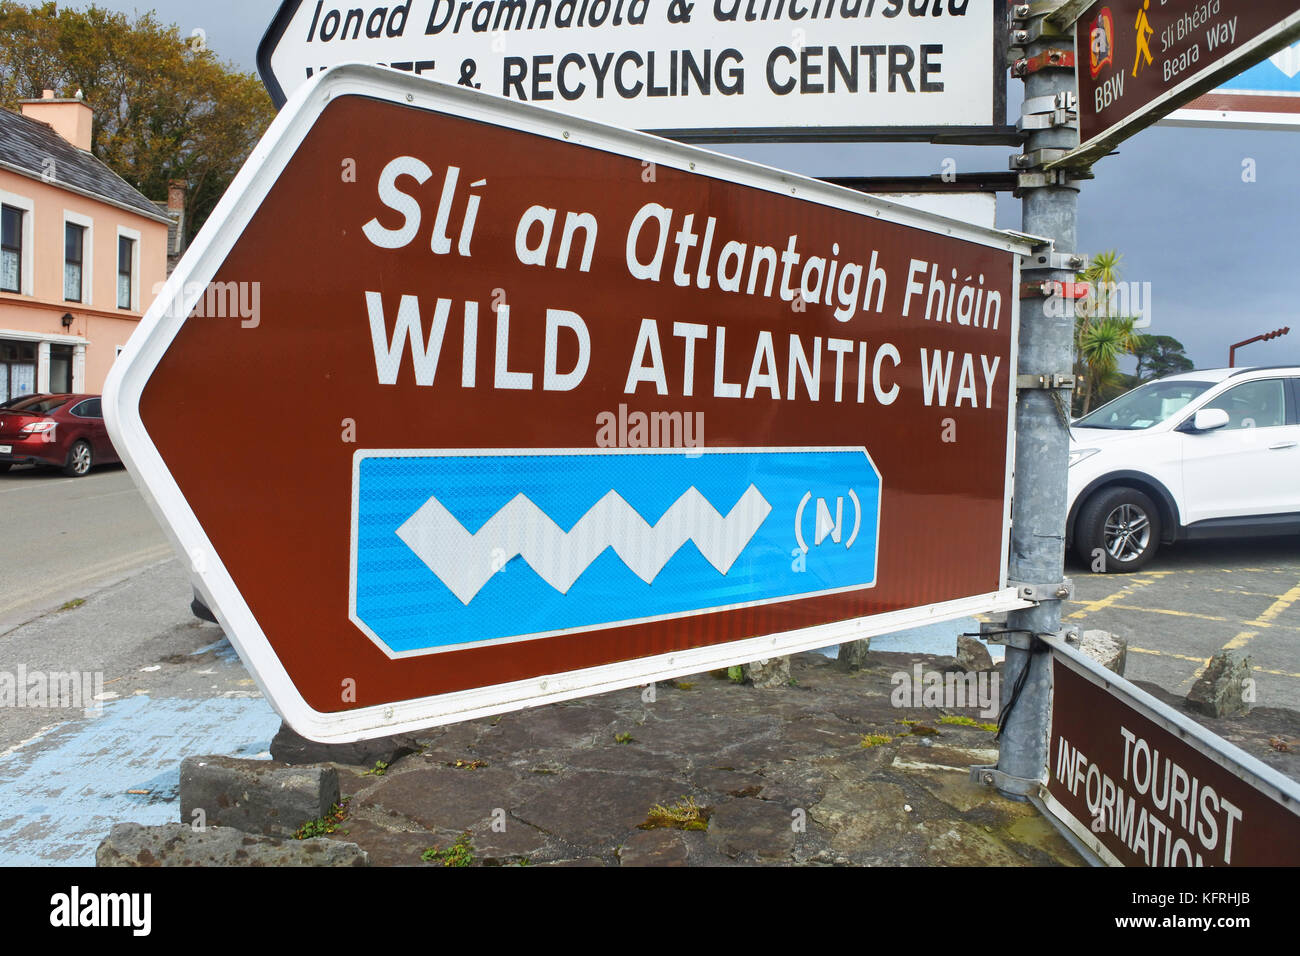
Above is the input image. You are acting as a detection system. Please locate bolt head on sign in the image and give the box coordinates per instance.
[105,64,1030,742]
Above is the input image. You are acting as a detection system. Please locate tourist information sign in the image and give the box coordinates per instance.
[1043,635,1300,866]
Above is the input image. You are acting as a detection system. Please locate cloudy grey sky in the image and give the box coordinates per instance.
[72,0,1300,369]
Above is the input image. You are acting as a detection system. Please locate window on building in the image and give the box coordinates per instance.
[65,222,85,302]
[117,235,134,309]
[1,205,22,294]
[1,340,38,403]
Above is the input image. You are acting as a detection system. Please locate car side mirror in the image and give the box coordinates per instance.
[1187,408,1230,433]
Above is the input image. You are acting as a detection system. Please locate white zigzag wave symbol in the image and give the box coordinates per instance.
[396,485,772,606]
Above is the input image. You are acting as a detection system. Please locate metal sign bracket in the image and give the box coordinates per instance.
[969,764,1045,797]
[1015,373,1077,393]
[1011,50,1077,77]
[1007,579,1075,603]
[1019,250,1087,272]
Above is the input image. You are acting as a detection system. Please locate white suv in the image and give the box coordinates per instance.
[1067,366,1300,572]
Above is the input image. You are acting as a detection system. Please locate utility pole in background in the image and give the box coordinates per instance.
[991,3,1085,800]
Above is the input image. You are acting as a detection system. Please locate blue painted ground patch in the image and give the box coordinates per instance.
[0,695,280,866]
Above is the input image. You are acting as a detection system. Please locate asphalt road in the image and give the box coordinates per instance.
[0,468,1294,864]
[0,464,172,635]
[1065,536,1300,712]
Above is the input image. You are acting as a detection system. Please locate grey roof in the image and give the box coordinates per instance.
[0,108,171,224]
[151,199,182,254]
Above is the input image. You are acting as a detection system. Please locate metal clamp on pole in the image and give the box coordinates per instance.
[1011,147,1072,169]
[1016,92,1078,133]
[1011,50,1076,77]
[1020,249,1087,272]
[971,621,1036,651]
[1016,168,1093,192]
[1010,1,1075,22]
[1009,18,1073,45]
[969,764,1044,798]
[1016,373,1076,391]
[1019,280,1089,300]
[1009,578,1074,603]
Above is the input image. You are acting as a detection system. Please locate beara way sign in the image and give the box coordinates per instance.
[104,64,1033,742]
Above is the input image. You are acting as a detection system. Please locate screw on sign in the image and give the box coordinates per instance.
[105,65,1032,741]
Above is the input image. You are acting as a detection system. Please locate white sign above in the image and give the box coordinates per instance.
[257,0,1008,140]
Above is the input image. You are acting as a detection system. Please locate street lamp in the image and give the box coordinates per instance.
[1229,327,1290,367]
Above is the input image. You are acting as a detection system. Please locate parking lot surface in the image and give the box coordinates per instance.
[1065,537,1300,713]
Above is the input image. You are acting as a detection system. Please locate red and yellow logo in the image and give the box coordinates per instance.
[1089,7,1115,78]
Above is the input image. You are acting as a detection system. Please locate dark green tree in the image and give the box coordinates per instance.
[0,1,275,243]
[1132,334,1195,381]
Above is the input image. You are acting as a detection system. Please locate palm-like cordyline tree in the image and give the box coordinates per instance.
[1073,250,1146,415]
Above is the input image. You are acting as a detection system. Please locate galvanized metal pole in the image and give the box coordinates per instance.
[995,5,1083,799]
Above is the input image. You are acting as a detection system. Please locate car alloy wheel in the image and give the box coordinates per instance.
[1075,485,1162,572]
[65,440,92,477]
[1103,502,1151,564]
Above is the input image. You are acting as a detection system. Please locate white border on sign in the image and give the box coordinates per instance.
[1160,108,1300,130]
[103,63,1033,742]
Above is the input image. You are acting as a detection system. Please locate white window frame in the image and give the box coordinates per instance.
[115,224,141,312]
[0,188,36,297]
[63,210,94,306]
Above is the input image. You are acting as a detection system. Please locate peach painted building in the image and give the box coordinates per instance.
[0,91,174,400]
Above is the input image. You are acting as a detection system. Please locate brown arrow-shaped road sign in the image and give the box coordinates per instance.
[105,64,1032,741]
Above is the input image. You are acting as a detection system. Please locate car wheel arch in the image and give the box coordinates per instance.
[1069,472,1181,546]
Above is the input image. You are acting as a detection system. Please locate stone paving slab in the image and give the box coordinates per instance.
[317,652,1087,866]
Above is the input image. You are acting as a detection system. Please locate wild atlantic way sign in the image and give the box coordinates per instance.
[105,65,1030,740]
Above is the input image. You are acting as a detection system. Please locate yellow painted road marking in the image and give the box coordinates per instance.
[1182,575,1300,688]
[1083,603,1300,634]
[1129,646,1300,679]
[1106,603,1228,623]
[1206,587,1287,600]
[1240,579,1300,630]
[1067,575,1163,619]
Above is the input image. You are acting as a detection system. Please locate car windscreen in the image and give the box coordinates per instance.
[1074,380,1213,430]
[0,396,68,415]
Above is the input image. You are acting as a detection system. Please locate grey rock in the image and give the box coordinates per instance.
[1187,652,1253,718]
[837,639,871,670]
[96,823,369,866]
[743,656,792,688]
[513,771,674,845]
[1079,630,1127,676]
[619,827,691,866]
[353,765,536,833]
[270,721,420,768]
[179,755,339,838]
[706,799,798,863]
[956,635,994,672]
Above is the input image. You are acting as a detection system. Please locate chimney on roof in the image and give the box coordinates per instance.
[19,89,94,152]
[167,180,188,214]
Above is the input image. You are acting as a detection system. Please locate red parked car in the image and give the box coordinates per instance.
[0,393,119,476]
